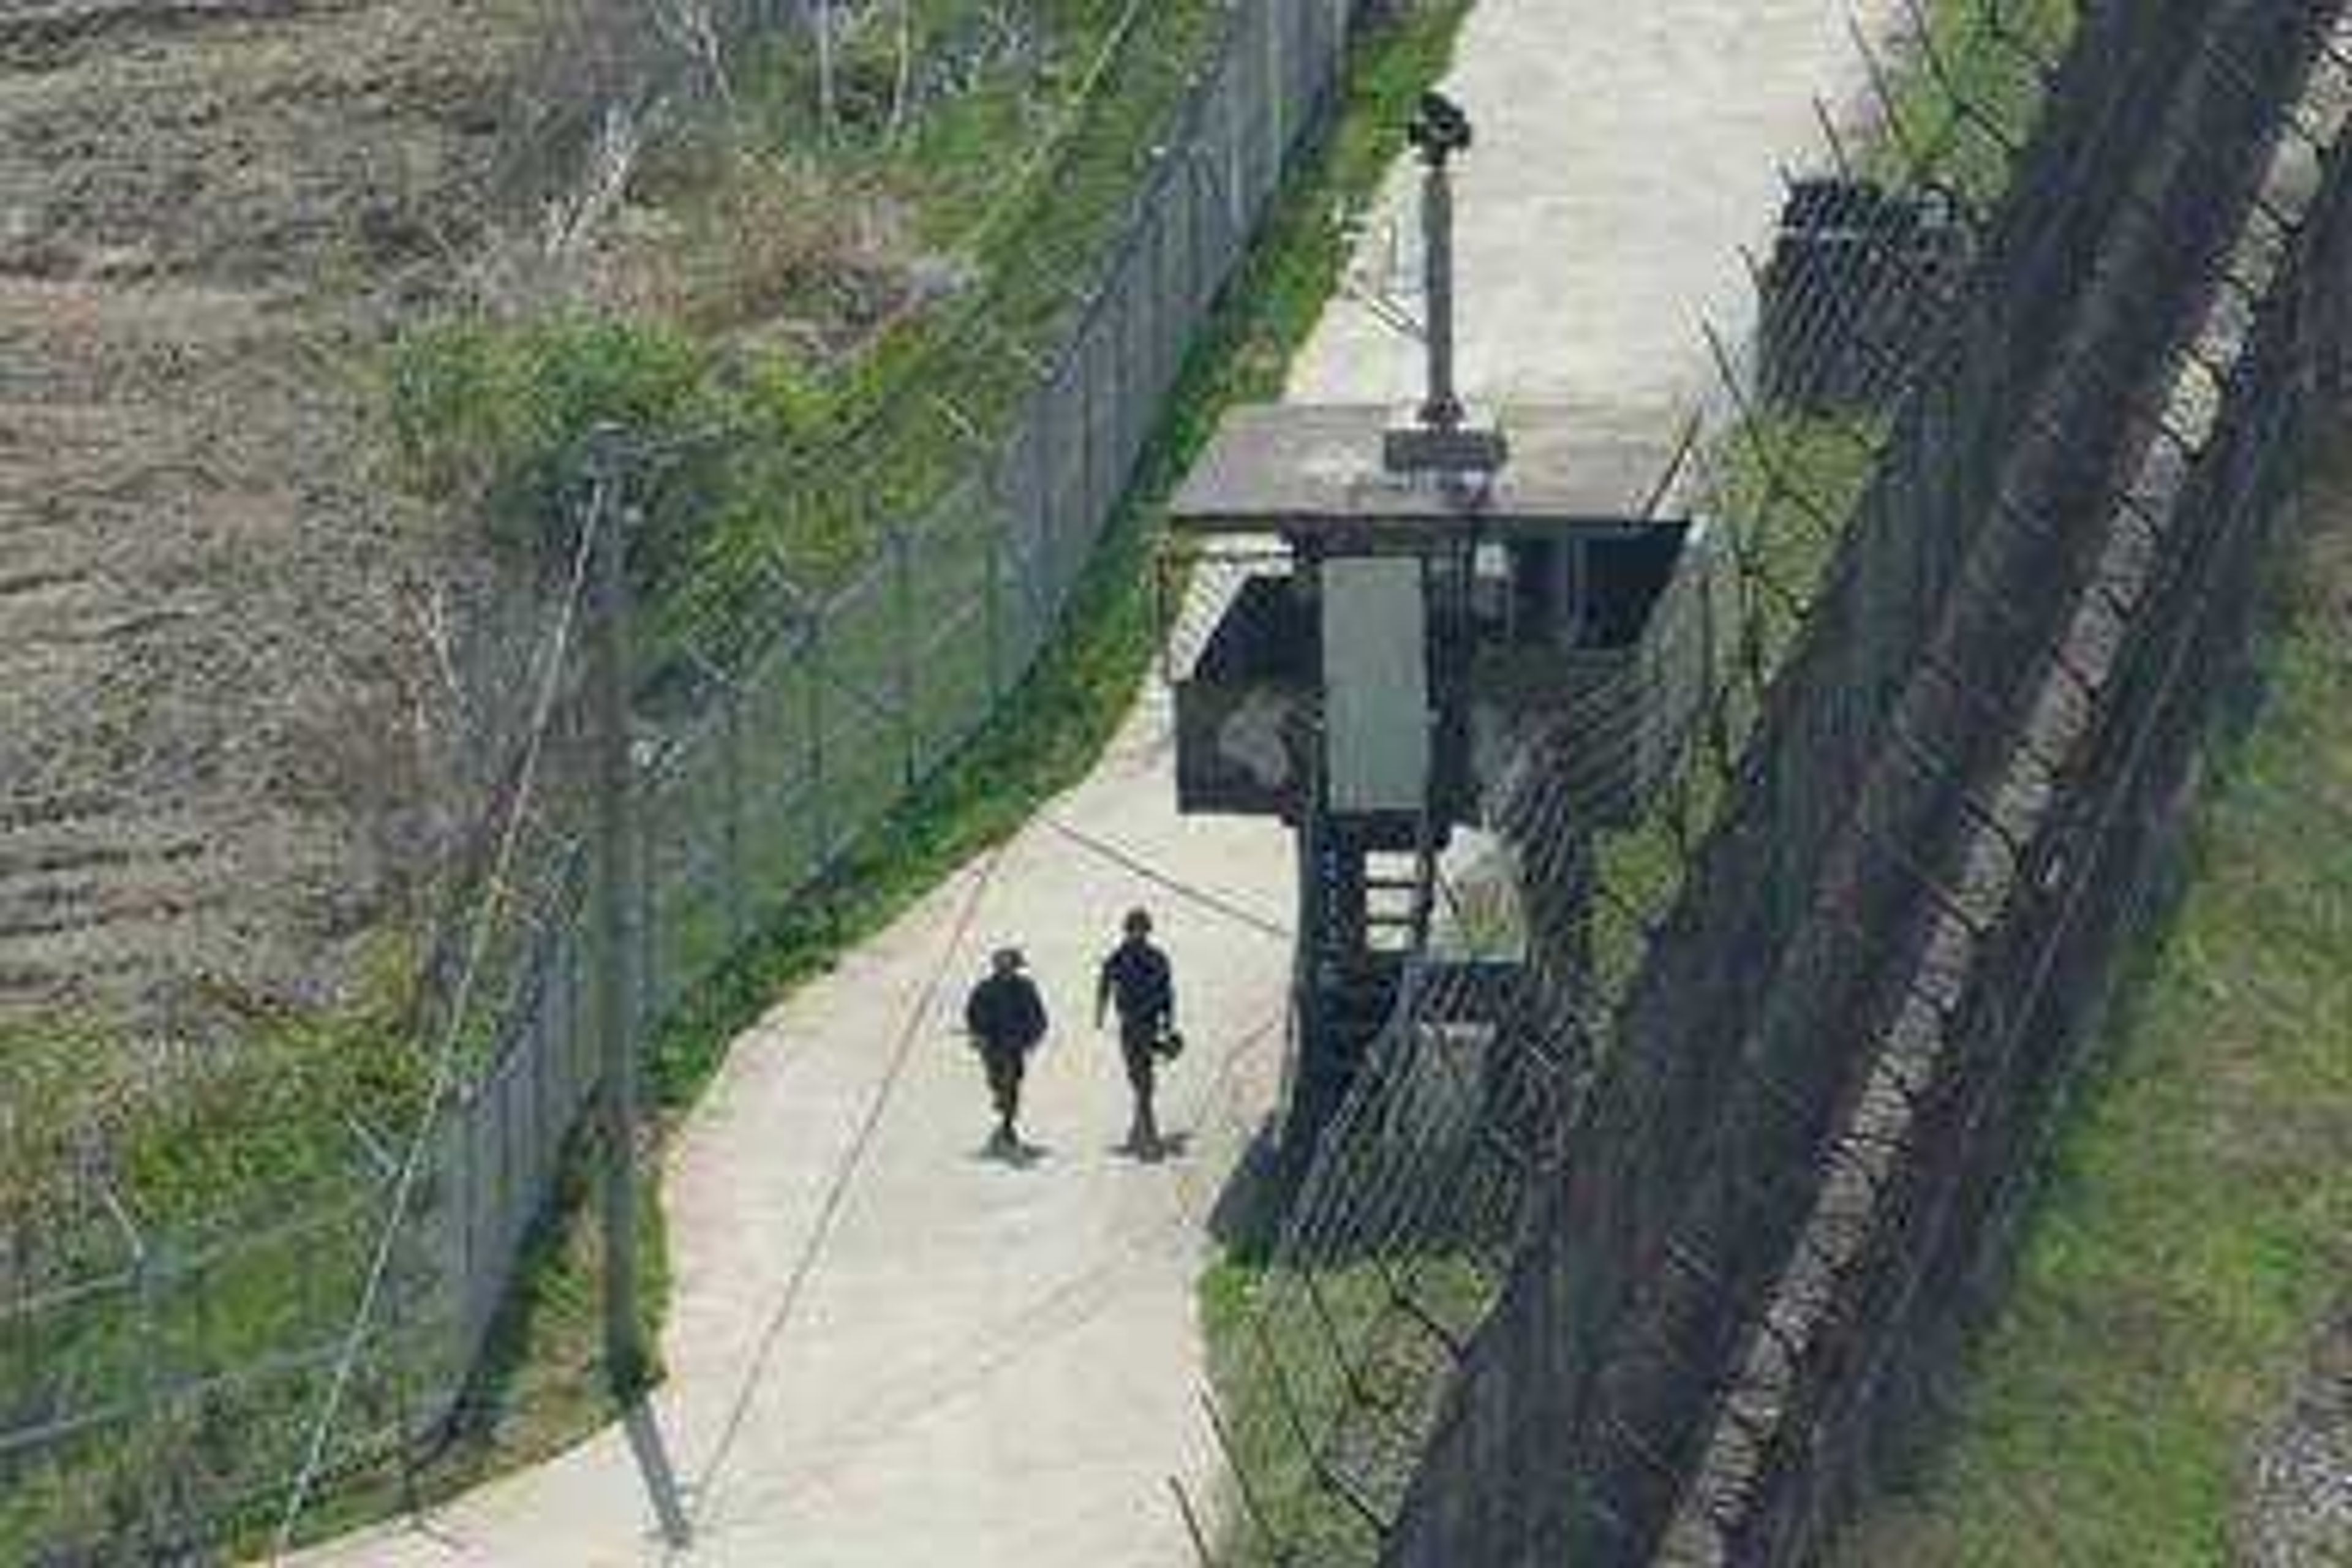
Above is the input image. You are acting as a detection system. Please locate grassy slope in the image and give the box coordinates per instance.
[0,6,1292,1555]
[393,0,1226,631]
[1836,459,2352,1566]
[1,0,1223,1270]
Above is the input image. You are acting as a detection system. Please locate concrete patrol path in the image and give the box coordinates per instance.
[292,3,1894,1562]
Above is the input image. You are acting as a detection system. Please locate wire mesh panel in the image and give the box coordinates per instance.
[1189,5,2352,1567]
[726,624,825,895]
[1231,0,1282,238]
[905,483,1008,762]
[0,0,1431,1555]
[1042,349,1099,597]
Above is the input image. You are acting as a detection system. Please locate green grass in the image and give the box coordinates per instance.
[723,0,1193,247]
[1200,1252,1496,1566]
[0,954,426,1238]
[0,1103,675,1563]
[1587,413,1883,998]
[224,1118,678,1563]
[1833,467,2352,1567]
[1873,0,2078,213]
[392,0,1227,644]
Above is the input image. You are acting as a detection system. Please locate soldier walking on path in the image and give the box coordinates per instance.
[1096,908,1177,1159]
[965,946,1047,1157]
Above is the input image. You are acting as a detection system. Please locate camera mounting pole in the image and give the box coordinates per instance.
[1414,92,1469,432]
[1385,92,1509,476]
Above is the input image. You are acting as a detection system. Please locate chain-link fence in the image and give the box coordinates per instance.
[626,0,1360,1065]
[1194,1,2352,1564]
[0,0,1372,1557]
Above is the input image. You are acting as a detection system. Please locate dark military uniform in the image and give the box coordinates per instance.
[965,966,1047,1148]
[1096,935,1174,1153]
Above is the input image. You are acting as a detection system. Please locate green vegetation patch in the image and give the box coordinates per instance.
[0,964,434,1564]
[1202,1252,1495,1564]
[1872,0,2079,212]
[393,0,1226,639]
[1588,413,1883,999]
[0,959,423,1243]
[1836,464,2352,1567]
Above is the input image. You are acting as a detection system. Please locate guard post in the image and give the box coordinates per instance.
[1164,94,1699,1176]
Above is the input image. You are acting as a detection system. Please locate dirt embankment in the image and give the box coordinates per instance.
[0,0,545,1022]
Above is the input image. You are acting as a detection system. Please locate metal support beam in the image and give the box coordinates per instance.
[587,432,646,1398]
[1387,91,1507,475]
[1420,150,1463,432]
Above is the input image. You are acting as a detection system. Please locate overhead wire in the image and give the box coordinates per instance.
[678,840,1010,1532]
[1036,810,1294,942]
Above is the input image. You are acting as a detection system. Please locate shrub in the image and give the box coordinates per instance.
[390,315,715,589]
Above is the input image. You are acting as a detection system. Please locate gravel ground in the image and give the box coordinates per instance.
[2242,1312,2352,1567]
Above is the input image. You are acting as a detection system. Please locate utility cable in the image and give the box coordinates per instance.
[678,840,1009,1533]
[1036,811,1294,942]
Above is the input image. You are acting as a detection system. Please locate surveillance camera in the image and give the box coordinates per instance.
[1407,91,1474,160]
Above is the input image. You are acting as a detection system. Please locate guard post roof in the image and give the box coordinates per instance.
[1166,404,1692,548]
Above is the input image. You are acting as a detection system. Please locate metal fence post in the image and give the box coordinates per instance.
[452,1105,478,1362]
[1120,238,1145,478]
[636,772,658,1038]
[1079,321,1101,573]
[1266,0,1287,160]
[492,1070,514,1277]
[1182,99,1207,319]
[586,434,646,1397]
[1033,399,1058,595]
[1225,51,1248,238]
[530,950,554,1197]
[108,1188,160,1530]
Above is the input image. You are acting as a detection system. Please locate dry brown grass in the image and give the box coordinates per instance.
[594,153,926,345]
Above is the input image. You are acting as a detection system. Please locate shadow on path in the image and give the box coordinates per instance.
[623,1401,693,1551]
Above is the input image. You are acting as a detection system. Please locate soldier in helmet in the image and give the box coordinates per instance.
[964,945,1047,1156]
[1095,908,1177,1159]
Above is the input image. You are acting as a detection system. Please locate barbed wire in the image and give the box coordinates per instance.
[1185,0,2065,1560]
[601,0,1246,671]
[1193,3,2352,1565]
